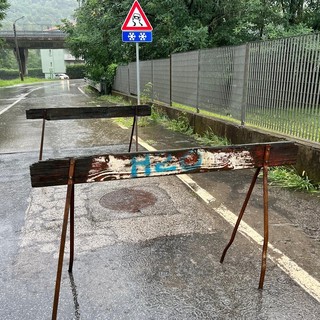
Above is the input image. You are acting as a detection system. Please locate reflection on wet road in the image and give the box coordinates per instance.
[0,85,42,116]
[0,80,100,154]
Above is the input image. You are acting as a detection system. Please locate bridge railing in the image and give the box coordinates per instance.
[0,30,65,38]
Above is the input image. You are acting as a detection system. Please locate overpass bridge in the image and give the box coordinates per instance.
[0,29,67,76]
[0,30,66,49]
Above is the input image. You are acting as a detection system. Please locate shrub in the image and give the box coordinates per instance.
[28,68,44,78]
[0,68,44,79]
[66,64,86,79]
[0,69,19,80]
[101,63,117,94]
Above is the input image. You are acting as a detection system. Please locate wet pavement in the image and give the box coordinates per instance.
[0,80,320,319]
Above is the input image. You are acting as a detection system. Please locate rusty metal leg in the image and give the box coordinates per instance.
[135,114,139,151]
[128,115,136,152]
[259,145,271,289]
[68,183,75,273]
[135,105,139,152]
[52,159,75,320]
[220,167,261,263]
[39,115,46,161]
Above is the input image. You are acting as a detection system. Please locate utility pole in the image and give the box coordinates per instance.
[13,16,24,81]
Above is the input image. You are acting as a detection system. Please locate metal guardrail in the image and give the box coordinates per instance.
[84,77,101,92]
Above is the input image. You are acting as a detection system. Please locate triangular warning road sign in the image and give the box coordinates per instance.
[121,1,153,31]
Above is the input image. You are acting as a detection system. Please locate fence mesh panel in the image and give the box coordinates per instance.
[113,34,320,143]
[113,65,129,95]
[140,60,152,97]
[153,59,170,104]
[129,62,137,96]
[198,46,246,121]
[171,51,199,108]
[247,34,320,142]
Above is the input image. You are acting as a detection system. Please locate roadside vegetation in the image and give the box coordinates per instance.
[95,93,230,147]
[267,167,320,193]
[0,77,51,87]
[153,111,230,146]
[60,1,319,84]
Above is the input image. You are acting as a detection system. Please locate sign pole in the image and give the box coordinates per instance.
[121,0,153,152]
[135,42,140,151]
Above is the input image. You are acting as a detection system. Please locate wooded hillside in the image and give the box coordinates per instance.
[2,0,78,28]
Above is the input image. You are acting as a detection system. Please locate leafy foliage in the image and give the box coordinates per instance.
[0,0,9,46]
[66,64,86,79]
[1,0,77,27]
[0,67,44,80]
[0,48,42,69]
[267,167,320,193]
[0,0,8,21]
[58,1,320,83]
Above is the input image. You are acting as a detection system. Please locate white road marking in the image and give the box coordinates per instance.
[216,205,320,302]
[177,174,216,204]
[0,86,42,116]
[137,135,320,303]
[117,123,129,130]
[78,85,90,98]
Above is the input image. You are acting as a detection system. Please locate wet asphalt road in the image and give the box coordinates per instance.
[0,80,320,319]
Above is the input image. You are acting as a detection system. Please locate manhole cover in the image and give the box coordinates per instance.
[99,188,157,213]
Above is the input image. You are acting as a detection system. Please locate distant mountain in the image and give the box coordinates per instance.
[2,0,78,29]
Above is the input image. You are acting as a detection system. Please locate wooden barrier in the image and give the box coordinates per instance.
[29,141,298,319]
[26,105,151,159]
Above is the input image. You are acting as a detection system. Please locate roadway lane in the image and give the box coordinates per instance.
[0,80,320,319]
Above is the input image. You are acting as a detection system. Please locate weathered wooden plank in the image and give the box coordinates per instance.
[30,141,298,188]
[26,105,151,120]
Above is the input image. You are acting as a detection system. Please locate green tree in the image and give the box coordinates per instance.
[0,0,9,24]
[302,0,320,30]
[61,0,320,79]
[1,0,77,28]
[0,0,9,49]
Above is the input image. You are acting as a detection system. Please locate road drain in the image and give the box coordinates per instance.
[99,188,157,213]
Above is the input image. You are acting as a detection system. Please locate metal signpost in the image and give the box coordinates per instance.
[122,0,153,151]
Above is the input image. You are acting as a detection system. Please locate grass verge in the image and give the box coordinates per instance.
[267,167,320,193]
[172,102,240,125]
[0,77,51,87]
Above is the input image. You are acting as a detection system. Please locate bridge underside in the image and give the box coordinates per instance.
[4,37,66,49]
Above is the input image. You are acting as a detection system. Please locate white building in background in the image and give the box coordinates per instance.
[40,49,84,79]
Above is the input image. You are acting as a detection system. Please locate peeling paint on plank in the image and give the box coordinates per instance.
[87,149,255,182]
[30,142,299,188]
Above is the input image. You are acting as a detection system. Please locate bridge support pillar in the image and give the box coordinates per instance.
[13,47,28,76]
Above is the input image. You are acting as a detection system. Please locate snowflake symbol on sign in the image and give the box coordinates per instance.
[139,33,147,41]
[128,33,136,41]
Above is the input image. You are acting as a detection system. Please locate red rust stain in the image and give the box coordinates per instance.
[181,151,200,166]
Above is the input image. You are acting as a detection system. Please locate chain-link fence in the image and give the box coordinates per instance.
[113,34,320,143]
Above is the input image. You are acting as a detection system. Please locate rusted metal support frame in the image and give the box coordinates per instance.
[259,145,271,289]
[52,158,75,320]
[220,145,271,289]
[39,110,47,160]
[69,183,75,273]
[128,112,136,152]
[220,166,261,263]
[135,104,139,151]
[128,105,139,152]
